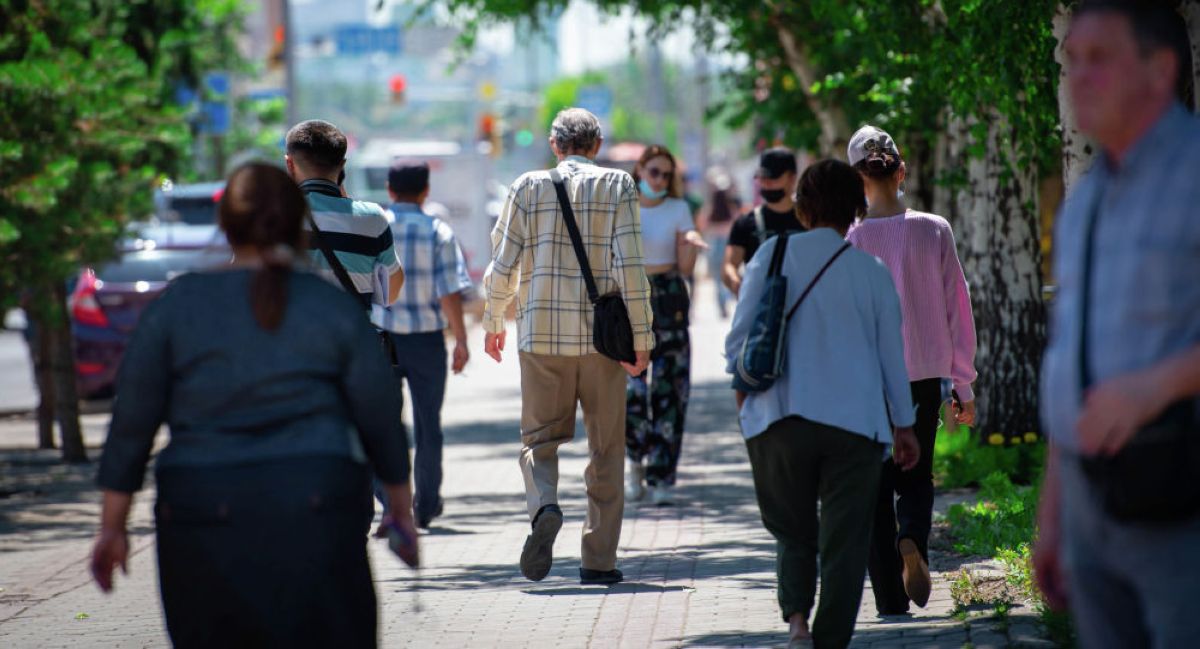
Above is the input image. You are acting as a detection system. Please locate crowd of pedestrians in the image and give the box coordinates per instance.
[85,1,1199,647]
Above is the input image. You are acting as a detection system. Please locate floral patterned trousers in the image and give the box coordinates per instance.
[625,272,691,486]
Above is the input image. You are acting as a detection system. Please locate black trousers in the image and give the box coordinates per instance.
[155,457,377,649]
[747,416,883,649]
[866,378,943,613]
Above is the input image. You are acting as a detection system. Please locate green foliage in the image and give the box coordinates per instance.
[0,0,245,312]
[945,472,1038,557]
[935,405,1046,489]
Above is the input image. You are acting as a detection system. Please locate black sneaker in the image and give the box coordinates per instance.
[579,568,623,585]
[520,504,562,581]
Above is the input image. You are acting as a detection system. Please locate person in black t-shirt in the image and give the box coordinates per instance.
[721,147,805,295]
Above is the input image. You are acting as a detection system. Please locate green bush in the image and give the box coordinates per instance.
[945,472,1038,557]
[934,406,1046,489]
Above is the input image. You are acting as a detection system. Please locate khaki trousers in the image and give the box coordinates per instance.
[518,352,626,571]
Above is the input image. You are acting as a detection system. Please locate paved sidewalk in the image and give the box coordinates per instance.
[0,279,1041,648]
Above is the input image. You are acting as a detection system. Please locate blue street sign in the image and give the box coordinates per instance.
[335,25,403,56]
[576,85,613,118]
[204,72,230,97]
[197,102,230,136]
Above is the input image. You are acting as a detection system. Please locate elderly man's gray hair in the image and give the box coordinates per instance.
[550,108,603,154]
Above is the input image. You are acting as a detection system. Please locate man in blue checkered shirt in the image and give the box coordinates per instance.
[371,161,473,529]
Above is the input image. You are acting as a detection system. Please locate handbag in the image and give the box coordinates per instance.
[548,169,637,364]
[732,237,850,393]
[302,193,399,367]
[1075,188,1200,523]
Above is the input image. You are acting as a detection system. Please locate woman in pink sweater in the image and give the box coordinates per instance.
[844,125,979,616]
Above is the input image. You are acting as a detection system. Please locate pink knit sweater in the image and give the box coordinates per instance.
[846,209,978,402]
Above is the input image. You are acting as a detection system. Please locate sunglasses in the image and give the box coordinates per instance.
[643,167,673,180]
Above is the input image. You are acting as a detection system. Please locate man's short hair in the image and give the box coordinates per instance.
[285,120,348,174]
[388,161,430,197]
[550,108,603,155]
[1075,0,1193,104]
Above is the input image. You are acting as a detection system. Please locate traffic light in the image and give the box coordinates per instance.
[268,25,285,70]
[477,112,501,157]
[389,74,407,104]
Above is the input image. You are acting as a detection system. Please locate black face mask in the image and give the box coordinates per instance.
[760,188,786,203]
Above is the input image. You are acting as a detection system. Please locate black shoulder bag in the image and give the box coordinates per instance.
[1077,192,1200,523]
[302,191,399,367]
[548,169,637,364]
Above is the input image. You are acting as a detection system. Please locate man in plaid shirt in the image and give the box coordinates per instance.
[483,108,653,585]
[372,161,473,530]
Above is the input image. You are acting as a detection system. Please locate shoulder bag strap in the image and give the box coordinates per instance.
[548,168,601,304]
[303,206,370,310]
[766,231,792,277]
[784,242,852,323]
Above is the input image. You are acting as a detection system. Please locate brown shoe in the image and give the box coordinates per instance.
[899,538,931,607]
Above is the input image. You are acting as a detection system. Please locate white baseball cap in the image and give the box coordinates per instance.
[847,125,901,167]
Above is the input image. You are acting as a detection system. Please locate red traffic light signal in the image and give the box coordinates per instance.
[389,74,407,104]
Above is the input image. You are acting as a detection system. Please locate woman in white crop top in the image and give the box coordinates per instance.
[625,145,708,506]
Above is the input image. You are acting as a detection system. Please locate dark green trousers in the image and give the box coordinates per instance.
[746,416,884,649]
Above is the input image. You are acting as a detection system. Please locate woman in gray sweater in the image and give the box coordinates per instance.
[90,163,416,648]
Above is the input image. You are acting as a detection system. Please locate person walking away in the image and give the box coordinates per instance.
[1034,3,1200,647]
[373,161,473,529]
[624,145,708,506]
[845,125,979,614]
[726,159,919,649]
[90,164,417,648]
[285,119,404,307]
[482,108,654,586]
[722,147,804,296]
[697,169,739,318]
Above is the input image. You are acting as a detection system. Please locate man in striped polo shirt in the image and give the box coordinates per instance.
[285,120,405,307]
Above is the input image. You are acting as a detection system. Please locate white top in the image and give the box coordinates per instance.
[638,198,694,266]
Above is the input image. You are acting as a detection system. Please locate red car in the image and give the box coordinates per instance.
[69,247,232,398]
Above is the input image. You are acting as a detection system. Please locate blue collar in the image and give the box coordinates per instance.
[1101,102,1189,176]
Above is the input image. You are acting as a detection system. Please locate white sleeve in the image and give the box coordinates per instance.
[675,200,694,232]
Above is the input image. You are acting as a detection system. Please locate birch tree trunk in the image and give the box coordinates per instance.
[951,115,1047,440]
[1054,5,1094,193]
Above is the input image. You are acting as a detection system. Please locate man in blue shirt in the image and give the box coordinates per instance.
[1035,3,1200,647]
[373,162,473,529]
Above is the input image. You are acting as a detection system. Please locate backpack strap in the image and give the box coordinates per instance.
[753,205,767,244]
[766,231,792,278]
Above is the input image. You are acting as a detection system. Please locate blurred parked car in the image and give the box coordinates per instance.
[69,247,231,399]
[127,181,227,250]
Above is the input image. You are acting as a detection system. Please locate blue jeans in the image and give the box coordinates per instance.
[374,331,447,522]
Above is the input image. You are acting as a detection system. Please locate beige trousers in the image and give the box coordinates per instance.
[518,351,627,571]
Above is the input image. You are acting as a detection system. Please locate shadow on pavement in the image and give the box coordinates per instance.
[672,630,784,647]
[522,583,692,596]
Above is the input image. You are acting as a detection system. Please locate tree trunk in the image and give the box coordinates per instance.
[1054,5,1094,193]
[932,109,967,228]
[954,114,1047,441]
[1183,0,1200,112]
[31,314,56,449]
[48,283,87,462]
[769,15,852,157]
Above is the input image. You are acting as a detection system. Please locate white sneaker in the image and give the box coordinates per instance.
[625,458,646,501]
[648,484,675,506]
